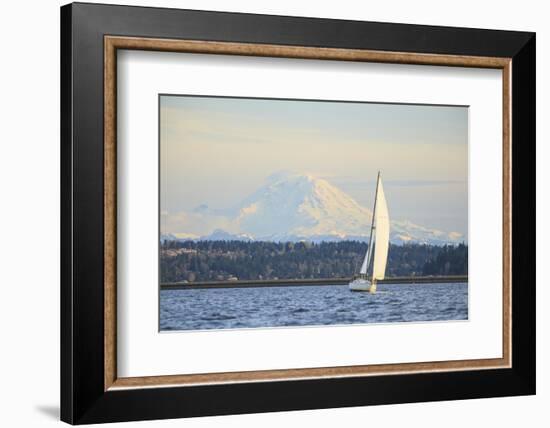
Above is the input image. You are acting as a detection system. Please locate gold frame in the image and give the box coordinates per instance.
[104,36,512,391]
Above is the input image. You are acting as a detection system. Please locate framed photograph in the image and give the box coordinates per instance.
[61,2,535,424]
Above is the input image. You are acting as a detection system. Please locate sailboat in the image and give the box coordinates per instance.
[349,172,390,293]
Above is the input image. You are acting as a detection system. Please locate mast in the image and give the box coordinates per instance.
[364,171,380,277]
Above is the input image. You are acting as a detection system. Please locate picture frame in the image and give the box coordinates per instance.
[60,2,535,424]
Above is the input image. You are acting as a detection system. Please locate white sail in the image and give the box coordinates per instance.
[359,236,371,274]
[372,177,389,280]
[349,173,389,292]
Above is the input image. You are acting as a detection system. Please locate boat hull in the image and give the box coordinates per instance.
[349,278,376,292]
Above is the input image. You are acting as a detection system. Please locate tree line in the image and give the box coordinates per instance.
[160,240,468,283]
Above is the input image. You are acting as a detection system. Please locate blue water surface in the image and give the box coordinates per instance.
[160,282,468,331]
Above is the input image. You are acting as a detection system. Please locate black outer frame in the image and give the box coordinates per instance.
[60,2,535,424]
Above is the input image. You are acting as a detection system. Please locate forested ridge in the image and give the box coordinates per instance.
[160,240,468,283]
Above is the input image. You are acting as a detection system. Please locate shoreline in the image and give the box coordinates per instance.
[161,275,468,290]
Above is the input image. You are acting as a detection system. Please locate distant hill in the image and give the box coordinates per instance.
[160,240,468,283]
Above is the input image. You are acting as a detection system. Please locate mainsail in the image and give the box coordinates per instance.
[358,173,390,280]
[372,178,389,280]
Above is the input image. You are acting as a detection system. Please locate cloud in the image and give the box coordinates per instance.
[161,210,234,236]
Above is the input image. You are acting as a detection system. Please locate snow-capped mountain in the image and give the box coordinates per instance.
[163,172,464,245]
[235,172,373,240]
[200,229,255,242]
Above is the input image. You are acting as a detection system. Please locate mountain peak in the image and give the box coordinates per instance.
[163,171,464,245]
[236,172,371,240]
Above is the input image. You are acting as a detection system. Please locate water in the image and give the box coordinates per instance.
[160,282,468,331]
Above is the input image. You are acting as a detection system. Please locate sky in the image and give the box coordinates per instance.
[160,95,468,236]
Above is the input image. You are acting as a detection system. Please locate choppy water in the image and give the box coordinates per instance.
[160,282,468,331]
